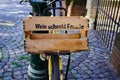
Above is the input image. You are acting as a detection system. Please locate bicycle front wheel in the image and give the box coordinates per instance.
[52,55,60,80]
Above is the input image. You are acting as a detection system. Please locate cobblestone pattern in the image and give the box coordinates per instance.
[63,30,120,80]
[0,0,120,80]
[0,0,31,80]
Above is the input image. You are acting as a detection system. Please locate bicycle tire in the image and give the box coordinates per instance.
[52,55,60,80]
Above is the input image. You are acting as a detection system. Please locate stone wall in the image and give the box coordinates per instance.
[65,0,97,29]
[110,33,120,73]
[86,0,97,29]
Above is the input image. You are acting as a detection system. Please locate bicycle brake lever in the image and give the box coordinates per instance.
[19,0,23,4]
[19,0,28,4]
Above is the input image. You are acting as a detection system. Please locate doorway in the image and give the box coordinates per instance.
[66,0,87,16]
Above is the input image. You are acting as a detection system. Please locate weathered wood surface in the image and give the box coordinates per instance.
[25,39,88,53]
[24,16,89,31]
[30,34,81,39]
[25,29,88,39]
[24,16,89,53]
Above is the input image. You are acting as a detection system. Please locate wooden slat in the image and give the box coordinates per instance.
[80,29,88,37]
[24,29,88,39]
[30,34,81,39]
[25,39,88,53]
[25,31,31,38]
[24,16,89,31]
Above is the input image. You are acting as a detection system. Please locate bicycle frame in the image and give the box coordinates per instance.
[22,0,72,80]
[28,0,67,80]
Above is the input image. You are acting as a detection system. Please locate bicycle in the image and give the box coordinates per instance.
[21,0,89,80]
[21,0,70,80]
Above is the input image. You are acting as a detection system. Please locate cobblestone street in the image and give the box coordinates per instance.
[0,0,120,80]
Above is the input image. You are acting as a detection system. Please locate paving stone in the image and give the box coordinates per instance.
[25,61,30,65]
[71,69,77,74]
[23,74,28,79]
[76,78,84,80]
[0,62,6,67]
[89,74,98,78]
[7,68,12,72]
[0,69,4,74]
[22,65,28,70]
[77,69,84,75]
[14,75,23,79]
[82,66,88,70]
[0,72,3,78]
[81,74,90,79]
[88,66,96,71]
[3,50,9,54]
[9,58,14,62]
[89,62,96,66]
[4,53,8,58]
[0,44,5,47]
[85,70,93,74]
[14,67,22,71]
[78,59,84,63]
[21,62,26,66]
[14,71,21,76]
[3,77,13,80]
[74,66,80,70]
[69,79,76,80]
[87,58,94,62]
[73,54,80,59]
[4,72,12,76]
[92,78,101,80]
[22,69,28,74]
[10,54,16,58]
[103,72,111,76]
[86,79,92,80]
[4,65,8,69]
[92,60,98,64]
[98,73,105,78]
[21,59,27,63]
[0,65,3,69]
[73,74,80,78]
[71,57,76,61]
[68,71,72,75]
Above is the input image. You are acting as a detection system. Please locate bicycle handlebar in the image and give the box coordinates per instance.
[44,7,67,16]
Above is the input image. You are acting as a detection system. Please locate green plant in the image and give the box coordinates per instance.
[68,67,73,72]
[11,70,14,76]
[0,73,5,79]
[19,55,26,60]
[12,40,16,42]
[19,54,30,61]
[26,56,31,61]
[11,61,22,68]
[0,47,4,61]
[20,44,24,47]
[8,53,10,59]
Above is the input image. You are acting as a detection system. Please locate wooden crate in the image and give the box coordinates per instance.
[24,16,89,54]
